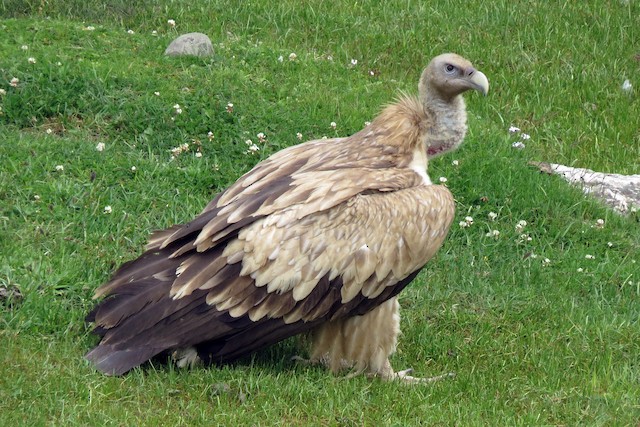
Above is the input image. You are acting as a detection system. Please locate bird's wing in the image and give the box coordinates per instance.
[93,134,411,298]
[195,181,456,325]
[88,179,454,368]
[88,132,454,373]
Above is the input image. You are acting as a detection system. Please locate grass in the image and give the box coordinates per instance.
[1,0,639,425]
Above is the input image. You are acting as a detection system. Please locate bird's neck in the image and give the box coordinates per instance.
[422,94,468,159]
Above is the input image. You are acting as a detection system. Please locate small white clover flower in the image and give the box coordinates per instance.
[512,141,526,149]
[28,57,36,64]
[207,131,214,141]
[151,30,158,36]
[488,212,498,221]
[459,221,469,228]
[56,62,62,66]
[585,254,595,260]
[170,143,189,158]
[607,242,613,247]
[364,121,371,126]
[10,77,19,87]
[96,142,105,152]
[517,233,533,243]
[45,128,53,135]
[277,55,284,62]
[326,55,333,61]
[246,143,260,154]
[0,88,5,96]
[195,151,203,158]
[622,79,632,92]
[330,121,337,130]
[257,132,266,142]
[226,103,234,113]
[508,125,520,133]
[577,267,584,273]
[464,216,474,224]
[173,104,182,114]
[439,177,448,183]
[21,45,28,50]
[296,132,303,140]
[167,19,176,27]
[350,59,358,66]
[452,159,459,166]
[595,218,605,228]
[85,26,95,31]
[34,195,40,201]
[127,29,134,34]
[55,165,64,172]
[520,133,531,140]
[245,139,253,146]
[485,229,500,238]
[542,258,551,266]
[103,205,112,214]
[288,52,297,61]
[515,220,528,232]
[154,91,160,96]
[131,166,137,172]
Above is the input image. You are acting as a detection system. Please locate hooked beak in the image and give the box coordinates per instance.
[468,69,489,96]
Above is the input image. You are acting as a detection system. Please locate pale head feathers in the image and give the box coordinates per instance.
[419,53,489,103]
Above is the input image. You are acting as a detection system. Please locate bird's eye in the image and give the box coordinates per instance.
[445,64,456,74]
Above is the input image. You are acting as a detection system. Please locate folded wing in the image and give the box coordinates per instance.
[86,135,454,375]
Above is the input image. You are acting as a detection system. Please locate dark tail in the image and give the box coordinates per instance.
[85,275,234,375]
[85,343,166,376]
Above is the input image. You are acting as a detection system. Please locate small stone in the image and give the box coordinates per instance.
[0,284,23,308]
[165,33,214,57]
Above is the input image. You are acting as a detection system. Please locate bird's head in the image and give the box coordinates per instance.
[419,53,489,102]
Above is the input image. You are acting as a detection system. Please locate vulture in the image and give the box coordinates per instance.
[86,53,489,382]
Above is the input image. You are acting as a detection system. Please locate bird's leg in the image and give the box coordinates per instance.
[171,346,202,369]
[290,355,315,365]
[307,298,455,384]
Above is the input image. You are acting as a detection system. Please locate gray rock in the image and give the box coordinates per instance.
[532,162,640,214]
[164,32,214,57]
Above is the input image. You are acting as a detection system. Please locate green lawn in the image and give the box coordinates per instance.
[1,1,639,425]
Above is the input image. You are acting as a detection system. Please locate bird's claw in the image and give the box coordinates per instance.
[290,355,313,365]
[393,369,456,384]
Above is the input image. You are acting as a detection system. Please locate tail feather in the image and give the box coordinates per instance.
[86,344,165,376]
[86,277,236,374]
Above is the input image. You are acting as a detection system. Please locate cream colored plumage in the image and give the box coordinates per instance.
[86,53,489,380]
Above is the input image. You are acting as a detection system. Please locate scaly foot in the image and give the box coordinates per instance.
[392,368,456,384]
